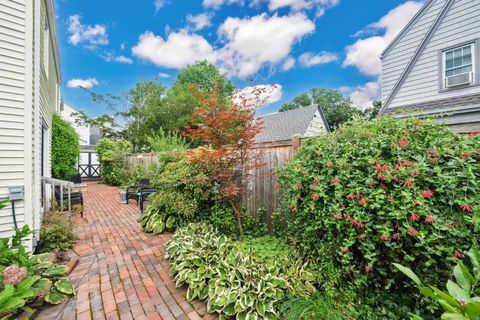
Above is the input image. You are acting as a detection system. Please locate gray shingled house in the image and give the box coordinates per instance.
[379,0,480,132]
[255,104,329,143]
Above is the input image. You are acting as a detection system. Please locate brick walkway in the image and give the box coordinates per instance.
[36,182,215,320]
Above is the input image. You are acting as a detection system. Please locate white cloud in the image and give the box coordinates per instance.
[187,13,212,31]
[67,78,99,89]
[67,15,108,47]
[120,42,126,50]
[343,1,423,75]
[340,81,380,109]
[298,51,337,67]
[251,0,339,12]
[234,84,283,108]
[282,57,295,71]
[217,13,315,78]
[132,30,217,69]
[154,0,166,12]
[114,55,133,64]
[158,72,170,78]
[203,0,244,8]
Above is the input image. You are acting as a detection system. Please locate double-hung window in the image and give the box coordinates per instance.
[443,43,475,89]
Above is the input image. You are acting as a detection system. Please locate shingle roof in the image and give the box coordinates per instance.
[254,105,327,143]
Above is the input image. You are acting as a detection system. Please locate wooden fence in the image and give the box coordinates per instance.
[126,137,302,226]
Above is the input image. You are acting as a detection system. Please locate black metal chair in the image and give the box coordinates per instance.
[138,188,156,213]
[54,186,84,217]
[126,179,150,204]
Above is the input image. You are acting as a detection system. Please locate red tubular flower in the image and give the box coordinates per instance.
[421,190,434,198]
[310,183,318,188]
[290,204,298,213]
[411,169,420,176]
[311,193,320,200]
[341,247,348,254]
[344,213,351,219]
[368,181,375,187]
[393,176,399,183]
[460,151,471,159]
[425,215,434,224]
[356,193,364,199]
[460,204,473,212]
[380,234,389,241]
[334,214,342,220]
[392,233,401,240]
[313,177,320,184]
[377,174,387,181]
[407,227,418,236]
[410,213,420,221]
[383,165,391,171]
[357,234,365,240]
[295,194,301,199]
[381,184,387,191]
[346,193,354,199]
[325,161,333,167]
[295,183,303,190]
[415,120,422,126]
[403,180,413,188]
[359,199,367,206]
[394,223,400,229]
[399,137,409,147]
[332,177,340,184]
[453,251,465,259]
[429,157,438,164]
[365,266,373,272]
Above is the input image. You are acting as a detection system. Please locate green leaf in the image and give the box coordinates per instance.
[154,222,166,234]
[454,263,474,292]
[54,279,75,295]
[0,297,26,314]
[186,286,197,302]
[0,286,15,305]
[467,248,480,279]
[165,216,176,229]
[446,280,470,303]
[464,301,480,319]
[393,263,422,286]
[438,299,461,313]
[45,288,69,305]
[43,265,67,277]
[440,313,469,320]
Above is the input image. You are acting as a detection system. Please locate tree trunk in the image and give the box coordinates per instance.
[230,200,244,241]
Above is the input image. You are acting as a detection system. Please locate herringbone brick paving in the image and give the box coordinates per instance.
[36,182,216,320]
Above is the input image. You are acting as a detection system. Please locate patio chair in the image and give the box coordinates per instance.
[54,186,84,217]
[126,179,151,204]
[138,188,156,213]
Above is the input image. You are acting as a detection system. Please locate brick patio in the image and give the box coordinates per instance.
[36,182,216,320]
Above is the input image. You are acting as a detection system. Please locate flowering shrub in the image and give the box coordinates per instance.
[278,117,480,315]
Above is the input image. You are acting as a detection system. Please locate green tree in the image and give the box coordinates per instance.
[164,60,235,134]
[51,114,80,180]
[362,100,382,120]
[279,88,361,129]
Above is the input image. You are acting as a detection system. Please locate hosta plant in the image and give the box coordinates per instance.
[394,246,480,319]
[278,117,480,315]
[166,223,315,320]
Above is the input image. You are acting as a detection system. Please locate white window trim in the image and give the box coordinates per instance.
[43,25,50,79]
[441,42,476,90]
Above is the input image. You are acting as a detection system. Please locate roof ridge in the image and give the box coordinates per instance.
[380,0,455,115]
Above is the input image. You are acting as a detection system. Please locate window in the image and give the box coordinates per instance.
[442,43,475,89]
[445,44,473,77]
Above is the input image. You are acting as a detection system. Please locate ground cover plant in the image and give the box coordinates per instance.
[278,117,480,318]
[0,226,75,319]
[166,223,316,320]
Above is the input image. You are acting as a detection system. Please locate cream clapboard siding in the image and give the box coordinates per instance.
[390,0,480,108]
[381,0,447,102]
[0,0,27,238]
[0,0,60,240]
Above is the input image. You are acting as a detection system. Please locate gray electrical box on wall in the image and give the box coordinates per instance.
[8,186,24,201]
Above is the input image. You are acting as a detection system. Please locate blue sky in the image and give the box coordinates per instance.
[55,0,424,116]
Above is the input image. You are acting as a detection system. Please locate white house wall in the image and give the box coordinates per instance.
[388,0,480,109]
[0,0,30,238]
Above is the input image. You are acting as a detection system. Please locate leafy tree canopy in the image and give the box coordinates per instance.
[279,88,361,129]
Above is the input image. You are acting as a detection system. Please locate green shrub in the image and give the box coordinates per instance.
[139,159,212,233]
[166,223,316,319]
[240,236,291,262]
[279,292,352,320]
[96,138,132,186]
[278,117,480,317]
[51,114,80,180]
[394,245,480,319]
[147,128,188,164]
[39,213,77,253]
